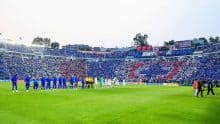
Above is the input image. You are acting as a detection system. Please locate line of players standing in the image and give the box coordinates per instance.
[11,74,84,92]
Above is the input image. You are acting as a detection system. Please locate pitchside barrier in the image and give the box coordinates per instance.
[0,80,9,83]
[145,83,163,85]
[163,83,180,86]
[129,82,179,86]
[128,82,164,85]
[0,80,10,82]
[0,80,24,83]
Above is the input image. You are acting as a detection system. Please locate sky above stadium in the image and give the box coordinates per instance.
[0,0,220,48]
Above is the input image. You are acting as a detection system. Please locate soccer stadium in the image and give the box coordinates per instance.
[1,0,220,124]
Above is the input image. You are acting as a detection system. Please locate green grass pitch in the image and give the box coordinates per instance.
[0,82,220,124]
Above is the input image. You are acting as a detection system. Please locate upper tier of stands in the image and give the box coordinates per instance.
[1,41,220,58]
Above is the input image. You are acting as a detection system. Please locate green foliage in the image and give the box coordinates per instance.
[209,37,215,43]
[214,36,220,43]
[78,45,92,51]
[198,37,208,44]
[133,33,149,46]
[51,42,60,49]
[163,40,175,46]
[32,37,51,47]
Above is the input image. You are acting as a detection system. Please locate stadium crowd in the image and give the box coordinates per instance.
[0,52,86,80]
[0,41,220,88]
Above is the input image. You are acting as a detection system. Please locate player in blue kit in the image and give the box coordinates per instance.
[24,75,31,92]
[63,76,67,89]
[33,78,39,90]
[81,77,85,89]
[58,76,63,89]
[41,76,46,90]
[11,74,18,93]
[74,75,78,90]
[46,77,51,90]
[70,76,74,89]
[53,76,57,89]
